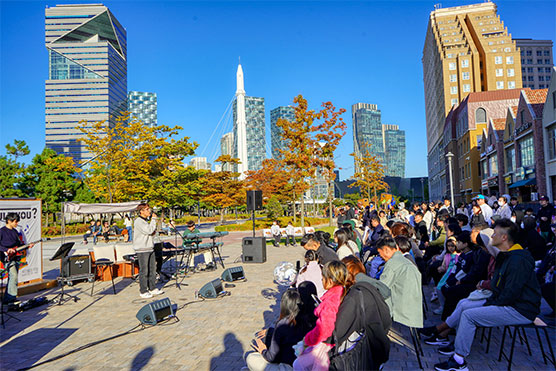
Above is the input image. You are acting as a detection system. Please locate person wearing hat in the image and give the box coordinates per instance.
[536,195,554,242]
[495,195,512,220]
[475,195,493,226]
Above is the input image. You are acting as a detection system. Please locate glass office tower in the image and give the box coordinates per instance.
[45,4,127,163]
[128,91,157,127]
[270,106,295,160]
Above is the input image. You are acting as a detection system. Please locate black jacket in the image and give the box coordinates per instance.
[522,229,547,261]
[414,221,429,245]
[261,318,305,365]
[537,204,554,232]
[316,243,339,265]
[486,248,541,321]
[459,248,490,286]
[331,281,391,369]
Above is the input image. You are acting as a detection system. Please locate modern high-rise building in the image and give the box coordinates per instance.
[45,4,127,163]
[352,103,385,172]
[352,104,406,177]
[270,106,295,159]
[423,1,522,200]
[232,63,265,176]
[128,91,157,127]
[220,132,234,171]
[190,157,211,171]
[383,124,406,178]
[515,39,554,90]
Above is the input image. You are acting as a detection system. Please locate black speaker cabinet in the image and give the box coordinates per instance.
[221,266,245,282]
[242,237,266,263]
[198,278,224,298]
[136,297,174,325]
[61,254,91,279]
[246,190,263,211]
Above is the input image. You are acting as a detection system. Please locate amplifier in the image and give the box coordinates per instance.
[198,278,224,299]
[136,297,174,325]
[221,266,245,282]
[242,237,266,263]
[61,254,91,278]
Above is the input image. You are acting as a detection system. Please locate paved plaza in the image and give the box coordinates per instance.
[0,230,555,370]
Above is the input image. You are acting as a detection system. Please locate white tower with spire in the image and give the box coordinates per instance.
[235,61,248,178]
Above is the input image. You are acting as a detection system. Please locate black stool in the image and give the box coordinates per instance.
[498,322,555,370]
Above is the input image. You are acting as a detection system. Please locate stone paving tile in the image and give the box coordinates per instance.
[1,230,555,371]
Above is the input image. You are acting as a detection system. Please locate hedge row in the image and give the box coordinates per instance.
[214,217,327,232]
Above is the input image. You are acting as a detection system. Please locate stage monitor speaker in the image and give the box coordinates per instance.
[246,190,263,211]
[136,297,174,325]
[221,266,245,282]
[242,237,266,263]
[198,278,224,299]
[61,255,91,278]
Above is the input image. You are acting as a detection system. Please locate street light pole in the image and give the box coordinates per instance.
[446,152,455,208]
[420,177,425,202]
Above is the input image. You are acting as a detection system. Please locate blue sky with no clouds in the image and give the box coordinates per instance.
[1,0,554,179]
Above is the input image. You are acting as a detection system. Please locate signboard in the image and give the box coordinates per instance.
[0,199,43,284]
[505,175,513,184]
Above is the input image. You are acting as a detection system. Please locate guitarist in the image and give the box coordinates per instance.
[0,213,34,303]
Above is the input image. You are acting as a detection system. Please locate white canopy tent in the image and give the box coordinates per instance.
[61,201,144,243]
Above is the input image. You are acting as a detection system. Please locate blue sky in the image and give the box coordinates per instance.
[1,0,554,180]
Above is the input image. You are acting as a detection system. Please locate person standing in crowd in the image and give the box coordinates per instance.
[440,198,454,216]
[414,212,430,249]
[475,195,493,225]
[422,202,434,234]
[134,203,163,299]
[509,196,520,212]
[271,220,282,247]
[0,213,34,304]
[537,195,554,242]
[470,203,485,228]
[285,221,296,246]
[495,195,512,220]
[124,214,133,242]
[434,219,541,371]
[345,204,355,221]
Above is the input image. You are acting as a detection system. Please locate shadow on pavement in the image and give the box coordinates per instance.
[0,327,77,369]
[130,345,155,371]
[210,332,244,370]
[0,306,48,343]
[261,286,287,329]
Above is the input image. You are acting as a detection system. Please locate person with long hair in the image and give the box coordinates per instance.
[334,228,359,260]
[330,256,391,370]
[247,289,306,370]
[293,261,348,370]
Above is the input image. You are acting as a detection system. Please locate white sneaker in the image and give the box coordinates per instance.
[150,288,164,296]
[140,292,153,299]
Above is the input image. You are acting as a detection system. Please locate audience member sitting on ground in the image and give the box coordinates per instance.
[432,236,459,316]
[390,222,424,268]
[295,250,326,298]
[377,236,423,329]
[246,289,307,371]
[433,219,542,371]
[293,261,347,370]
[342,255,391,301]
[342,220,362,252]
[334,228,359,260]
[330,256,392,370]
[394,235,417,265]
[300,233,338,265]
[296,281,319,332]
[440,230,489,320]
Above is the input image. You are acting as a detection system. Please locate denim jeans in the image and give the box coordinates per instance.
[5,260,19,300]
[126,227,133,242]
[137,251,156,294]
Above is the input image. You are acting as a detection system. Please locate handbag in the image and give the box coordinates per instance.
[329,288,387,371]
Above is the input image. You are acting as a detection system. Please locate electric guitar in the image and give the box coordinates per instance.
[4,238,46,261]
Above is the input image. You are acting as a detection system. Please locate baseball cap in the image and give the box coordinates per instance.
[473,194,487,200]
[540,195,549,201]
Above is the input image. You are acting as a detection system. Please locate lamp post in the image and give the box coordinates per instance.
[420,177,425,202]
[445,152,455,208]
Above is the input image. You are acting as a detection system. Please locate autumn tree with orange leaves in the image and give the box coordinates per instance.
[277,95,346,227]
[350,144,389,206]
[244,158,292,204]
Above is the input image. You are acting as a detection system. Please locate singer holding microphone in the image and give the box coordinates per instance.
[134,203,164,299]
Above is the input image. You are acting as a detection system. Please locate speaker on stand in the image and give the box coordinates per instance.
[246,190,263,238]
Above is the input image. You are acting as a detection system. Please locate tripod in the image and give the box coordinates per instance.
[49,242,81,305]
[1,269,21,328]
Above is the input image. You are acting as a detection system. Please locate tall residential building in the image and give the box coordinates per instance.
[232,63,265,176]
[45,4,127,163]
[383,124,406,178]
[270,106,295,159]
[352,103,384,171]
[128,91,157,127]
[423,1,522,200]
[220,132,234,171]
[190,157,211,171]
[515,39,554,90]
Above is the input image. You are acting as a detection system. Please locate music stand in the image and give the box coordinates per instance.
[49,242,80,305]
[0,268,21,328]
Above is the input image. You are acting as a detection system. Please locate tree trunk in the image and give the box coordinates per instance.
[329,181,333,227]
[301,195,305,227]
[220,208,224,224]
[292,193,297,225]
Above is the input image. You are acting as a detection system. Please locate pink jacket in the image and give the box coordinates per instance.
[304,285,344,346]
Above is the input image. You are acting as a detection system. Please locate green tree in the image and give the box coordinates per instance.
[5,139,30,161]
[27,148,80,226]
[0,140,31,198]
[265,195,283,220]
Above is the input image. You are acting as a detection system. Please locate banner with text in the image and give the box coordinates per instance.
[0,199,43,284]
